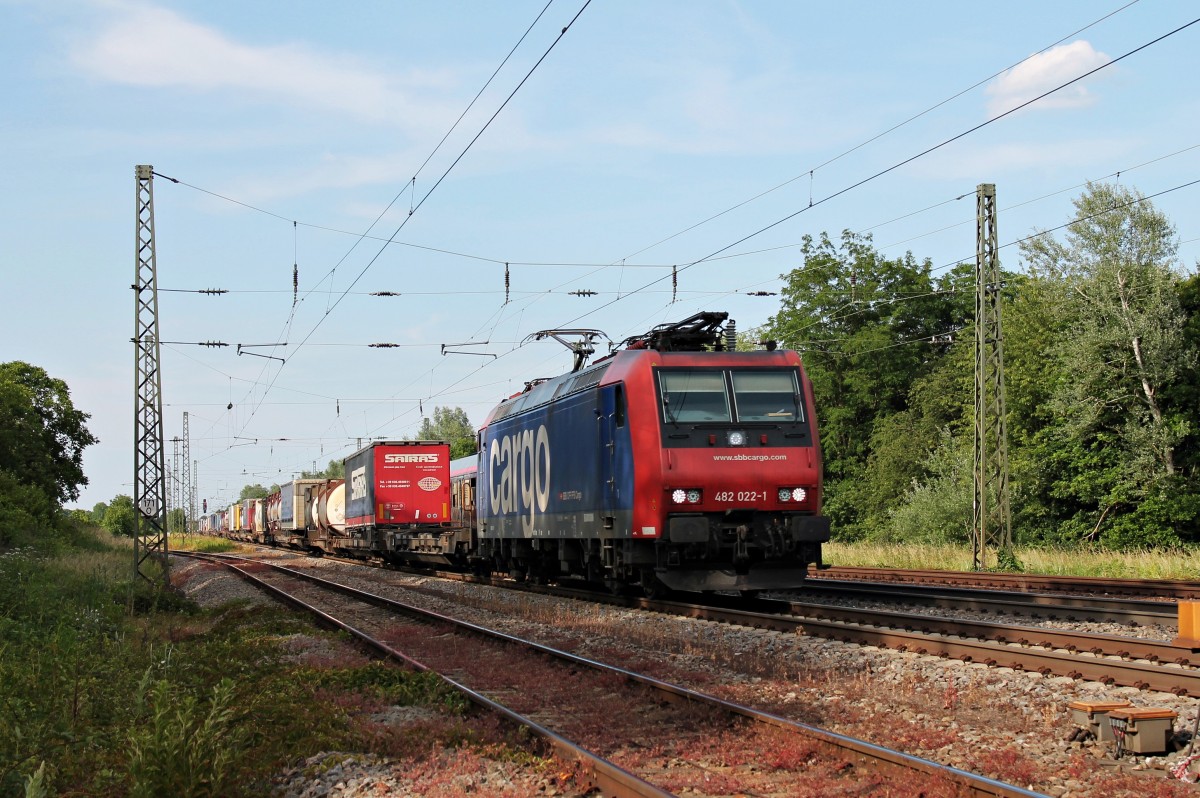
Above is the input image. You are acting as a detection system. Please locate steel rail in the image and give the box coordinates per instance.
[813,566,1200,601]
[789,579,1176,626]
[782,602,1194,667]
[178,550,1047,798]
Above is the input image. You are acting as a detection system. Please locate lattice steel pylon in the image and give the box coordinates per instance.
[972,183,1013,570]
[133,165,169,585]
[192,460,198,531]
[165,458,173,532]
[182,412,192,533]
[171,436,181,532]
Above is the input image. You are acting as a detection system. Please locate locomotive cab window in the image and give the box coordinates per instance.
[731,371,803,422]
[659,371,732,423]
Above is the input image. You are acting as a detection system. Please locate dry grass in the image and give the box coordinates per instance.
[54,542,133,582]
[824,541,1200,579]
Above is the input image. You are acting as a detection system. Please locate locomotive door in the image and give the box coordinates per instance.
[597,384,625,529]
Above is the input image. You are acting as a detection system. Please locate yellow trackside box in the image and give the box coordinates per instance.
[1173,601,1200,649]
[1107,707,1177,755]
[1068,700,1132,742]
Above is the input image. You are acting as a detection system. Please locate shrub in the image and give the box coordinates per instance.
[127,679,247,798]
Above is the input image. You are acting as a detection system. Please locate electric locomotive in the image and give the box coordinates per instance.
[474,311,829,595]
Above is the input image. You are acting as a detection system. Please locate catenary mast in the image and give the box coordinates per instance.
[132,165,169,584]
[972,183,1013,569]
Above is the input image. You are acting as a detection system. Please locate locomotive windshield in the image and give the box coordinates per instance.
[659,371,731,422]
[731,371,803,422]
[658,369,802,424]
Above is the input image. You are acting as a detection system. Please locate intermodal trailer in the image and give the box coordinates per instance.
[275,479,328,548]
[343,441,452,552]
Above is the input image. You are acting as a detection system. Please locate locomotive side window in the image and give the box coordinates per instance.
[731,371,804,422]
[615,383,626,427]
[659,371,732,422]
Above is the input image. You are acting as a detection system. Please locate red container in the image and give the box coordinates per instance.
[344,441,451,529]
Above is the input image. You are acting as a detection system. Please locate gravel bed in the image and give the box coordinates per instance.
[177,551,1200,797]
[171,555,276,608]
[770,590,1179,642]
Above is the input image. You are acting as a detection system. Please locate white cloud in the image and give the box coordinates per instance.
[986,40,1111,116]
[70,2,457,126]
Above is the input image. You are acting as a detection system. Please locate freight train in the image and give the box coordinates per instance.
[201,312,829,595]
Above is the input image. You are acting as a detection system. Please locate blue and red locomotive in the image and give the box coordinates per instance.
[468,311,828,594]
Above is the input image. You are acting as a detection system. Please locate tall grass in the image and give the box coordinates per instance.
[0,527,524,797]
[824,541,1200,579]
[168,534,237,553]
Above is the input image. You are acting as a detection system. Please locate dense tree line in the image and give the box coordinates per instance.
[763,183,1200,549]
[0,362,97,548]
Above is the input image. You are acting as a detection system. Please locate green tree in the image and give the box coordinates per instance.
[300,459,343,479]
[1166,272,1200,479]
[238,484,269,501]
[414,406,477,459]
[102,495,137,537]
[885,428,973,544]
[991,273,1077,542]
[91,501,109,524]
[0,362,97,506]
[0,471,55,547]
[1018,182,1197,545]
[764,231,964,534]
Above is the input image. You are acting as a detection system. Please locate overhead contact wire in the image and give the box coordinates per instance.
[561,15,1200,333]
[219,1,593,465]
[619,0,1142,261]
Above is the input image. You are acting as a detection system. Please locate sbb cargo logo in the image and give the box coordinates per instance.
[384,453,440,463]
[418,477,442,492]
[488,423,551,534]
[350,466,368,501]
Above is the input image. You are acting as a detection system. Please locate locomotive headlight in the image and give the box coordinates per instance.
[727,430,747,446]
[671,489,702,504]
[777,488,792,502]
[791,487,807,503]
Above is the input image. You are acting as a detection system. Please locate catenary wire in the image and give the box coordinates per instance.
[615,1,1143,262]
[227,1,593,439]
[562,15,1200,342]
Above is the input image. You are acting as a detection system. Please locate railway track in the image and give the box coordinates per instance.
[812,566,1200,602]
[789,579,1177,628]
[179,550,1046,798]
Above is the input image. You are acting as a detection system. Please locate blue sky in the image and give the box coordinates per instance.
[2,0,1197,511]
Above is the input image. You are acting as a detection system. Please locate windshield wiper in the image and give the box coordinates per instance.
[663,393,679,425]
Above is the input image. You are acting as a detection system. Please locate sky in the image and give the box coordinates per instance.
[1,0,1197,513]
